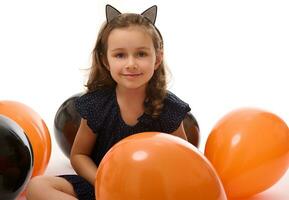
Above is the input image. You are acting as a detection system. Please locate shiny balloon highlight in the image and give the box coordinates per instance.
[0,115,33,200]
[95,132,227,200]
[205,108,289,199]
[0,101,51,178]
[54,93,82,158]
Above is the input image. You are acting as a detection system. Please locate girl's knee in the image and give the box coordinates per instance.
[26,176,76,199]
[27,176,45,189]
[26,176,49,199]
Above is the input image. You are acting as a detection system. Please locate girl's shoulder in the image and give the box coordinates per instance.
[157,90,191,133]
[163,90,190,111]
[74,87,115,133]
[76,87,114,105]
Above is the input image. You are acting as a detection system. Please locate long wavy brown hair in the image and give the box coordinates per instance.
[86,13,168,118]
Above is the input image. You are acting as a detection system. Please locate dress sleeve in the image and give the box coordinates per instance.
[159,91,191,133]
[74,88,113,134]
[74,93,89,120]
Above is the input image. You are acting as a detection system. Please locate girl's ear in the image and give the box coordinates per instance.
[154,50,163,70]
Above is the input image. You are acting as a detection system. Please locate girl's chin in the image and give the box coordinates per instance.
[116,83,147,91]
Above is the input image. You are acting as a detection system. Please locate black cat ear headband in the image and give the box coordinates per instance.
[105,4,163,48]
[106,4,158,25]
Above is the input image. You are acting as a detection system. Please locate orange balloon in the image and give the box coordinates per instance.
[205,108,289,199]
[95,132,227,200]
[0,101,51,177]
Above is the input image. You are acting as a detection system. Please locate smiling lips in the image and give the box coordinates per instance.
[122,73,142,77]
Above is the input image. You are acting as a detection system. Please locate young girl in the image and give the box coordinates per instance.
[26,5,191,200]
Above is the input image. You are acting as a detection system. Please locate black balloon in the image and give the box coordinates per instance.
[0,115,33,200]
[54,94,200,159]
[183,112,200,147]
[54,93,82,158]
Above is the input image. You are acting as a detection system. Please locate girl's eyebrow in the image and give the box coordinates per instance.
[110,48,125,52]
[136,47,150,50]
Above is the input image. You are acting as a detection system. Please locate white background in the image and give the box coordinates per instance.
[0,0,288,199]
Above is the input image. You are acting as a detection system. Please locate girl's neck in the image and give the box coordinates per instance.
[116,85,146,105]
[115,85,146,126]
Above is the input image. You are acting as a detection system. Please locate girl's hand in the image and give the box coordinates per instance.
[171,122,187,141]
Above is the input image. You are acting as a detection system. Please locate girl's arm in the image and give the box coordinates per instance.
[70,119,98,185]
[171,121,188,141]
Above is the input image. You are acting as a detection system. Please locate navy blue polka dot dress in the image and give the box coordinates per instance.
[59,87,191,200]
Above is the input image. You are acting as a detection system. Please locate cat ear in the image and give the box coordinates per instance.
[141,5,157,25]
[106,4,121,23]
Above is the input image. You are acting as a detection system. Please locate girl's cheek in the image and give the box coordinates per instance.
[142,59,155,66]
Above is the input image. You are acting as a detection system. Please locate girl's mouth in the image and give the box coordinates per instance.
[122,73,142,77]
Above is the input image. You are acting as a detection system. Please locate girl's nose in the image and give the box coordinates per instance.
[126,56,137,70]
[126,64,137,70]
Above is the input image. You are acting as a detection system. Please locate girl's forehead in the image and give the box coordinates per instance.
[110,25,148,35]
[107,26,154,50]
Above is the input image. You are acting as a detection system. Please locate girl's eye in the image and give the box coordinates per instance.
[115,53,125,58]
[137,51,147,57]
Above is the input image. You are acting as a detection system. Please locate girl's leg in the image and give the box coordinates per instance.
[26,176,77,200]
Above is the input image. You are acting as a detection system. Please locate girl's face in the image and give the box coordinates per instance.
[106,26,162,91]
